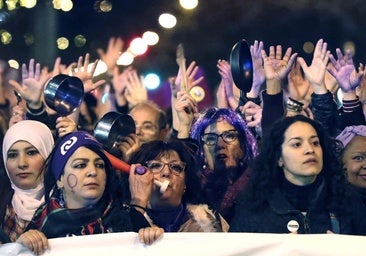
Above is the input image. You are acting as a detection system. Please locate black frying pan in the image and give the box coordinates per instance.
[93,111,136,151]
[230,39,253,94]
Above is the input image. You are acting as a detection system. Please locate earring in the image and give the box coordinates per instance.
[59,188,65,207]
[278,159,283,167]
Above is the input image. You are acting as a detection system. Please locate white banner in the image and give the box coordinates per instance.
[1,232,365,256]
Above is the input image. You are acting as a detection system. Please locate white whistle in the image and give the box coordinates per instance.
[154,179,169,193]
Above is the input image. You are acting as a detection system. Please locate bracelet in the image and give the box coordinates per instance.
[130,204,146,212]
[286,97,304,113]
[26,102,46,116]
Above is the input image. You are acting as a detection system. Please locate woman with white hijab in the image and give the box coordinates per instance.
[0,120,54,242]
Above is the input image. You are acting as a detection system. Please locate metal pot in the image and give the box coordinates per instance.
[230,39,253,93]
[93,111,136,150]
[44,74,84,116]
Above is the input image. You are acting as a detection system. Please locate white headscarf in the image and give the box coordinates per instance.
[2,120,54,221]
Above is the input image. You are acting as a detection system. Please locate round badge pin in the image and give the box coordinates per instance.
[287,220,299,233]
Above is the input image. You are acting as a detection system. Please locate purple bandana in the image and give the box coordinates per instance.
[51,131,103,179]
[336,125,366,148]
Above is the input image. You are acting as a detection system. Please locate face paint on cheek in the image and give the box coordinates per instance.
[67,174,78,192]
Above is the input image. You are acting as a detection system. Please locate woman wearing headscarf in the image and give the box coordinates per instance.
[18,131,162,254]
[336,125,366,235]
[0,120,54,242]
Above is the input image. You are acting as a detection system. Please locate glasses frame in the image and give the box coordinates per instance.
[145,160,186,175]
[135,122,158,133]
[201,129,239,146]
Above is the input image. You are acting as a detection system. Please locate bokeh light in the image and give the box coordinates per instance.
[303,41,314,54]
[20,0,37,8]
[179,0,198,10]
[74,34,86,47]
[91,61,107,76]
[100,0,112,12]
[60,0,73,12]
[143,73,160,90]
[343,41,355,56]
[56,37,69,50]
[142,31,159,46]
[129,37,148,56]
[8,59,19,69]
[158,13,177,29]
[24,33,34,46]
[0,30,12,44]
[117,51,134,66]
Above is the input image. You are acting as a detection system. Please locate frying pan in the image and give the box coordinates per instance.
[94,111,136,173]
[93,111,136,150]
[44,74,84,116]
[230,39,253,94]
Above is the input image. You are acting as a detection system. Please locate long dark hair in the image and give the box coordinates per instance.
[244,115,346,213]
[129,139,206,204]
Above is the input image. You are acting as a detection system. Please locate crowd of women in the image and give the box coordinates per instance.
[0,37,365,254]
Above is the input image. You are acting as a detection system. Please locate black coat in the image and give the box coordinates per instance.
[229,181,362,235]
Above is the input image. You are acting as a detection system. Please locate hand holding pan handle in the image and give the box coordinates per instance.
[230,39,253,107]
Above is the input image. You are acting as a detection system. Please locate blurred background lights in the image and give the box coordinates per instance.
[8,59,19,69]
[303,41,314,54]
[99,0,112,12]
[179,0,198,10]
[117,51,134,66]
[143,73,160,90]
[74,34,86,47]
[343,41,355,56]
[0,30,12,44]
[20,0,37,8]
[53,0,61,9]
[91,61,107,76]
[60,0,73,12]
[129,37,148,56]
[24,33,35,46]
[158,13,177,29]
[0,11,9,25]
[56,37,69,50]
[142,31,159,46]
[5,0,17,11]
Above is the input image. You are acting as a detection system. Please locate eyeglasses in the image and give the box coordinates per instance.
[145,160,186,175]
[201,130,239,146]
[135,123,158,133]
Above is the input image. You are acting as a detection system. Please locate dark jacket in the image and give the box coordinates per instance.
[261,90,285,136]
[229,179,360,235]
[311,91,366,137]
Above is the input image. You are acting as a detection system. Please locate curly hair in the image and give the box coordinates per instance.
[244,115,347,214]
[129,139,206,204]
[190,107,258,169]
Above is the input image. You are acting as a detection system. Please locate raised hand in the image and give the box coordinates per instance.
[297,39,329,94]
[250,40,265,97]
[288,61,311,101]
[72,53,106,93]
[217,59,237,110]
[9,59,50,109]
[97,37,124,72]
[262,45,298,81]
[123,68,148,106]
[174,61,204,94]
[328,48,364,93]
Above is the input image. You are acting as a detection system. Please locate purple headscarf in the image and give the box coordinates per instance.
[51,131,104,179]
[336,125,366,148]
